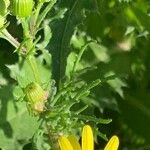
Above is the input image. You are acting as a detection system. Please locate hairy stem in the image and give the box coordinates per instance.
[30,2,43,36]
[27,56,41,84]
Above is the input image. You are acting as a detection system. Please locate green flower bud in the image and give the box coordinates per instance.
[24,82,48,113]
[10,0,33,17]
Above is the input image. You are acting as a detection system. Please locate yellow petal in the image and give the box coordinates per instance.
[58,136,74,150]
[82,125,94,150]
[68,135,82,150]
[104,135,119,150]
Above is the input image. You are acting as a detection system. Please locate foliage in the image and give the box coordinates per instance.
[0,0,150,150]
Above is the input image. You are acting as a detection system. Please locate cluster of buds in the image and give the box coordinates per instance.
[24,82,48,114]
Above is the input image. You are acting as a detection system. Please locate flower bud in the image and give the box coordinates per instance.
[10,0,33,17]
[24,82,48,113]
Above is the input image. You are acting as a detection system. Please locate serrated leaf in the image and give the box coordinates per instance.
[77,114,112,124]
[48,0,98,88]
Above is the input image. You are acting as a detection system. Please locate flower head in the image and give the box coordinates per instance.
[58,125,119,150]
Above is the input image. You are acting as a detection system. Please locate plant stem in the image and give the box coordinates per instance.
[44,118,59,150]
[21,18,41,83]
[0,29,18,47]
[27,56,41,84]
[36,0,57,30]
[30,2,43,36]
[21,18,33,53]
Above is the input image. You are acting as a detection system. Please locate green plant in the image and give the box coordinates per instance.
[1,0,150,150]
[0,0,112,149]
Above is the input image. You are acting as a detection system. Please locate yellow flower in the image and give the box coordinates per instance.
[58,125,119,150]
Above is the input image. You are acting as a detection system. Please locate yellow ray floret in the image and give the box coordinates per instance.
[68,135,81,150]
[58,125,119,150]
[58,136,74,150]
[82,125,94,150]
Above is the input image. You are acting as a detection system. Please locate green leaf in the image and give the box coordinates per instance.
[77,114,112,124]
[7,55,51,88]
[0,84,39,150]
[48,0,98,88]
